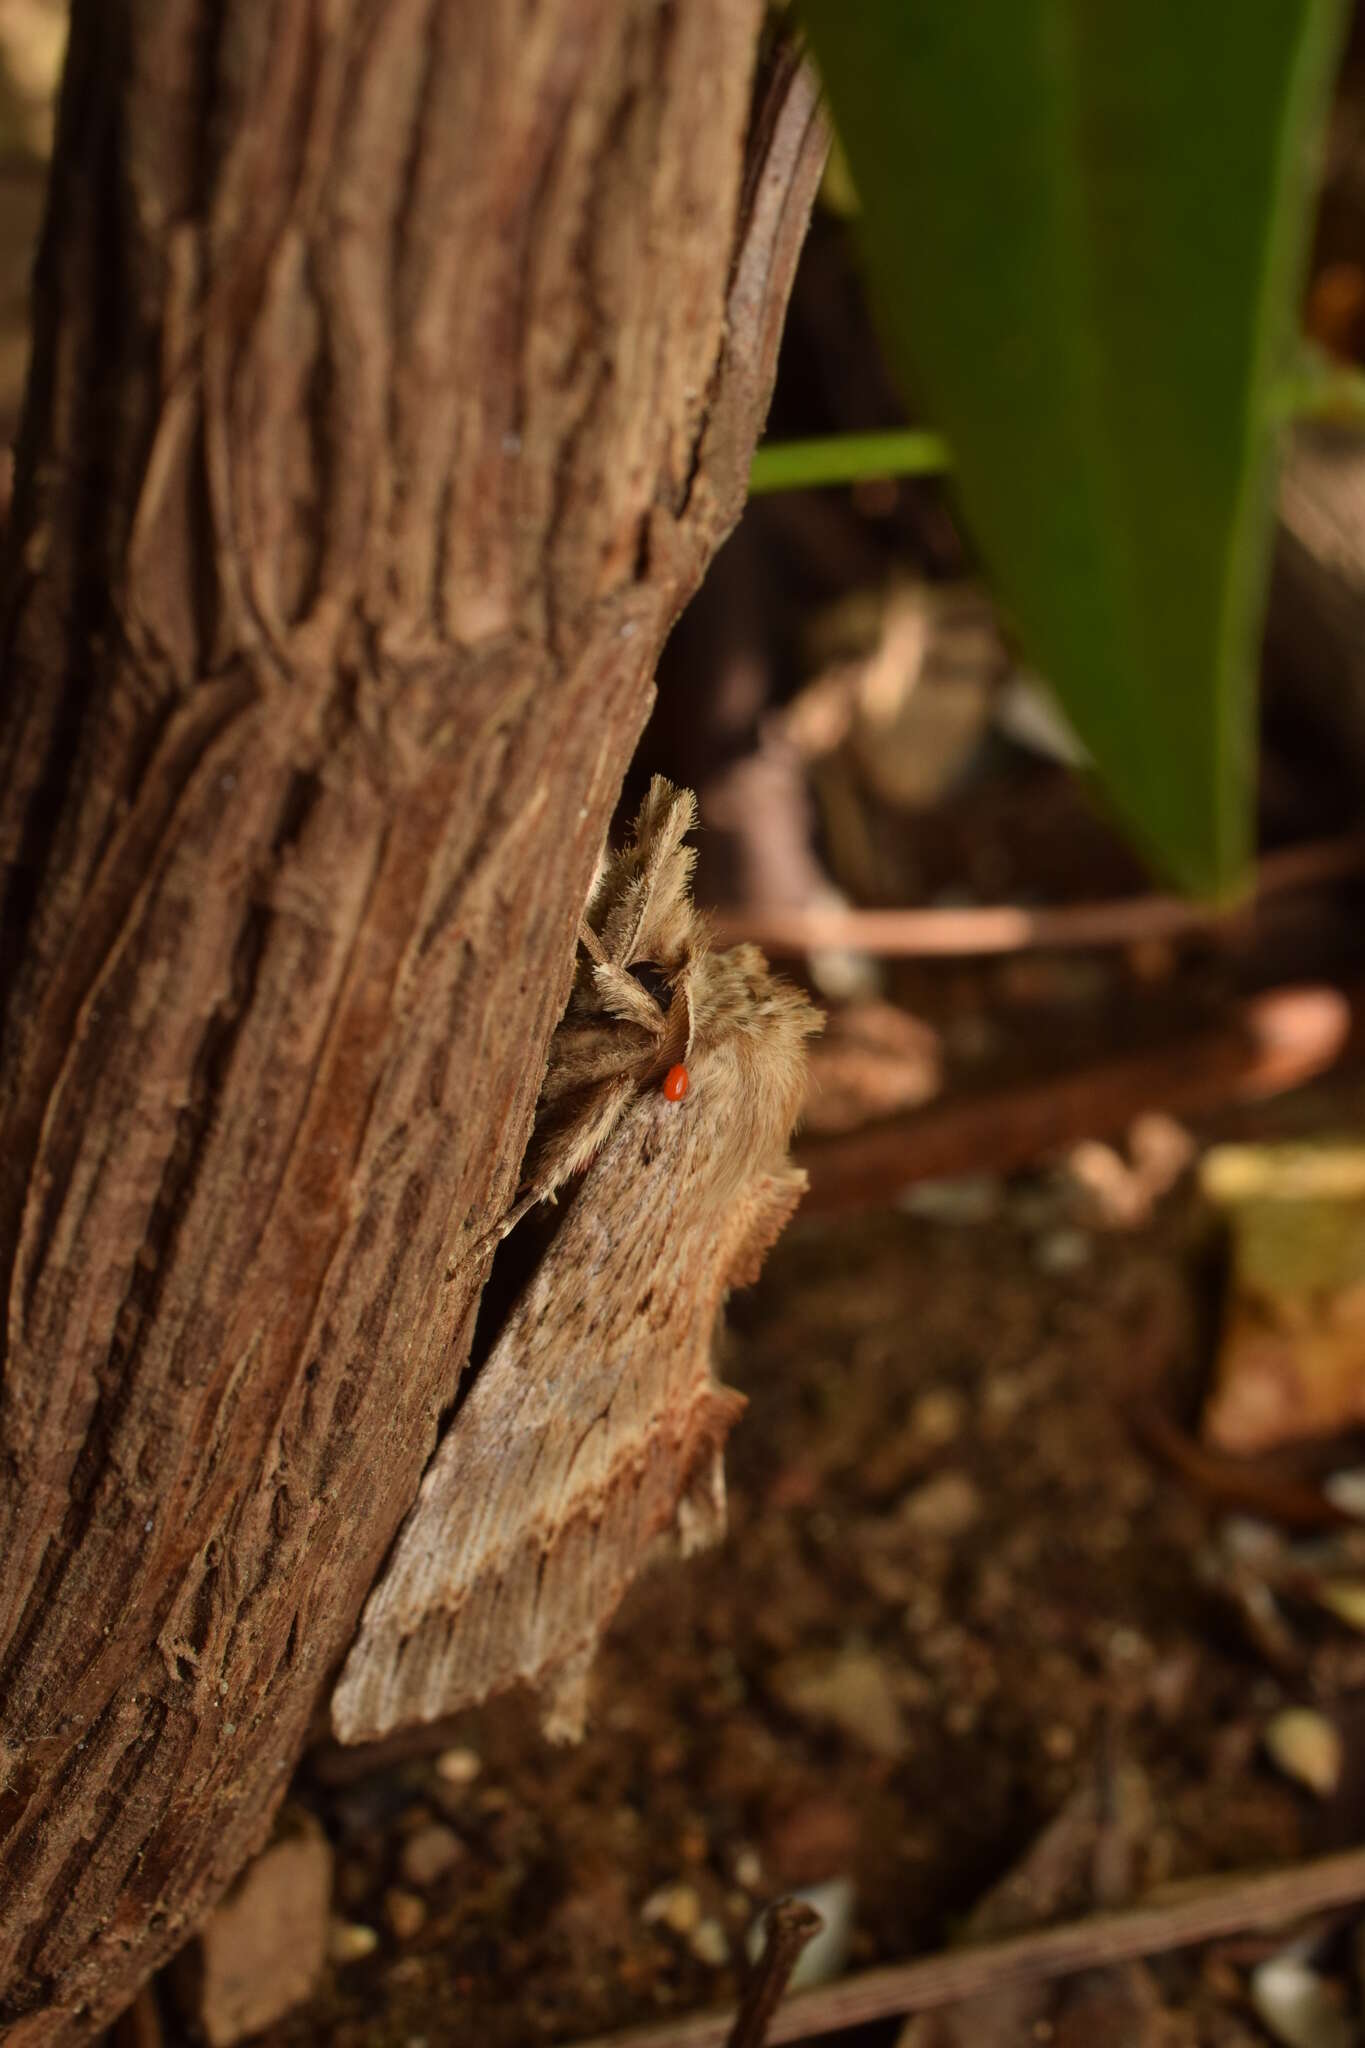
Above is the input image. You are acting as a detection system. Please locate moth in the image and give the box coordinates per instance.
[332,779,821,1744]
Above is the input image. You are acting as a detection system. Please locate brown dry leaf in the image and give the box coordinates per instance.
[1202,1145,1365,1455]
[1263,1708,1344,1798]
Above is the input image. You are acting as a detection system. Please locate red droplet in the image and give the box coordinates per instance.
[662,1063,689,1102]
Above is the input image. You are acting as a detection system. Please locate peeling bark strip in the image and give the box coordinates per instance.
[0,6,827,2037]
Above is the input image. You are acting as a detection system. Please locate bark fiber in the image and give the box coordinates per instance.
[0,4,825,2035]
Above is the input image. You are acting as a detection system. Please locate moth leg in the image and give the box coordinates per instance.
[577,917,607,966]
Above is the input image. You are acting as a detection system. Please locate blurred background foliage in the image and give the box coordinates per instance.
[791,1,1350,897]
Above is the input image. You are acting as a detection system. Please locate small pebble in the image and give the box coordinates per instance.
[434,1746,481,1787]
[677,1823,708,1866]
[769,1650,907,1758]
[384,1889,427,1943]
[641,1882,701,1936]
[1033,1226,1091,1275]
[327,1920,379,1964]
[1324,1469,1365,1520]
[1264,1708,1343,1798]
[399,1823,463,1888]
[1315,1581,1365,1633]
[689,1918,729,1967]
[1250,1954,1354,2048]
[910,1387,967,1446]
[1220,1516,1282,1563]
[900,1471,981,1540]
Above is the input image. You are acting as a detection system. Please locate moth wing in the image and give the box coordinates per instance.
[330,1102,795,1745]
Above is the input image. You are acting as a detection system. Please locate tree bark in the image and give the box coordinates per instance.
[0,5,826,2037]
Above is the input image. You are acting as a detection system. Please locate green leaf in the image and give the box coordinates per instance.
[798,1,1347,895]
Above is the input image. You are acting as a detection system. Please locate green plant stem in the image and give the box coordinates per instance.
[748,429,952,495]
[1272,359,1365,424]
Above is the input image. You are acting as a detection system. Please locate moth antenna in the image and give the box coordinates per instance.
[594,781,700,971]
[577,918,608,967]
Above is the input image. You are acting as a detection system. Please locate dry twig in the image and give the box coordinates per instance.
[567,1843,1365,2048]
[725,1900,823,2048]
[799,983,1356,1214]
[712,830,1365,958]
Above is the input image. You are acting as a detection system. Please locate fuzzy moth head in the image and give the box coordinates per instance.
[517,778,817,1208]
[576,780,703,1049]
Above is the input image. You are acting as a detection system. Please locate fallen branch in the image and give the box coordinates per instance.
[1129,1402,1356,1532]
[799,983,1356,1215]
[567,1843,1365,2048]
[712,830,1365,958]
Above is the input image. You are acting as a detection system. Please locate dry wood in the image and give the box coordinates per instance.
[1130,1401,1360,1532]
[0,7,827,2038]
[711,828,1365,958]
[798,983,1356,1215]
[568,1843,1365,2048]
[725,1900,823,2048]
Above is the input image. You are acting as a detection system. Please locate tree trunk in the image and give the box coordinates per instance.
[0,5,825,2037]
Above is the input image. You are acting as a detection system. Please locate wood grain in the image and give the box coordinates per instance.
[0,7,827,2036]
